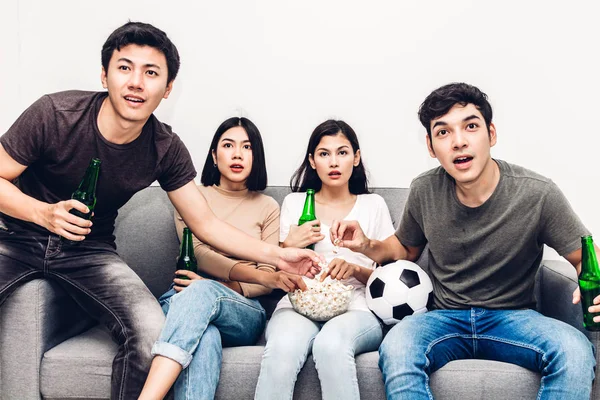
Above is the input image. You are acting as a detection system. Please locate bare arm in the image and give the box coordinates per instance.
[169,182,280,264]
[168,182,321,276]
[174,211,239,281]
[362,234,423,265]
[175,263,306,293]
[228,264,307,292]
[330,219,424,265]
[0,144,36,221]
[564,246,587,276]
[0,144,91,240]
[353,265,375,285]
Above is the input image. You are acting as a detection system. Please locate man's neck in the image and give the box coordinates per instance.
[455,158,500,208]
[97,97,147,145]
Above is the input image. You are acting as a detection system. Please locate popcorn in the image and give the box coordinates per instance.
[333,238,341,254]
[288,263,354,321]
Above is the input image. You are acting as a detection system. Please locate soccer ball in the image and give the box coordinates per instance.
[366,260,433,325]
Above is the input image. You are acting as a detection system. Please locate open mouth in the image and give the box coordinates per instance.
[124,96,145,104]
[453,156,473,164]
[230,164,244,172]
[329,171,341,177]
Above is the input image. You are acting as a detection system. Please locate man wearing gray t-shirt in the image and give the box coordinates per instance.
[331,83,597,399]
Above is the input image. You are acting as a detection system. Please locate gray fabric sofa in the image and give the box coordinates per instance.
[1,186,598,400]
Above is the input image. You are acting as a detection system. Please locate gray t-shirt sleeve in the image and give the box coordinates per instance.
[395,187,427,247]
[539,180,589,257]
[0,95,54,166]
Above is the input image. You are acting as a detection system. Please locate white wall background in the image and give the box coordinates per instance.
[1,0,598,259]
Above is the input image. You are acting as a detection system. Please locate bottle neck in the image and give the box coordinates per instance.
[582,238,599,275]
[301,192,316,219]
[78,165,100,195]
[181,229,196,260]
[73,159,100,205]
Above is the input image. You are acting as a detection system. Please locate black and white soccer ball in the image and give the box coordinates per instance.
[366,260,433,325]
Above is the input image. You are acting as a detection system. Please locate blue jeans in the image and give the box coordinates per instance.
[152,279,266,400]
[255,308,383,400]
[379,308,595,400]
[0,217,164,400]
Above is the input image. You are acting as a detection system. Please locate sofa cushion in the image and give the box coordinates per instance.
[114,188,179,299]
[39,324,540,400]
[40,325,116,399]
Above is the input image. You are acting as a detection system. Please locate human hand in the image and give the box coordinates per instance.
[319,258,359,281]
[277,247,324,278]
[284,220,325,248]
[173,270,204,292]
[264,271,308,292]
[329,220,369,253]
[40,199,93,241]
[573,286,600,322]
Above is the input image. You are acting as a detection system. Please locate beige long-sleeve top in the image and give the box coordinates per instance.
[174,184,280,298]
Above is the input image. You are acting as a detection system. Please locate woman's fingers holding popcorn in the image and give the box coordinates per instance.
[286,273,308,292]
[332,259,347,280]
[320,258,343,281]
[325,258,359,281]
[270,271,308,292]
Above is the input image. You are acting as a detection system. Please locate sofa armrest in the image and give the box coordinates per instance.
[536,260,584,332]
[536,260,600,400]
[0,279,95,400]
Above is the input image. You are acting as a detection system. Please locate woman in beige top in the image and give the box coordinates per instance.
[140,117,306,399]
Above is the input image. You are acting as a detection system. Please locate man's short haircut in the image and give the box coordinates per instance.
[101,21,181,84]
[418,83,493,139]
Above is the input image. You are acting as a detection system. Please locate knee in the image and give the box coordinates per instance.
[550,329,595,373]
[313,332,349,361]
[380,320,418,356]
[379,319,429,371]
[262,338,308,375]
[172,279,221,307]
[122,301,165,364]
[202,324,222,346]
[136,301,165,344]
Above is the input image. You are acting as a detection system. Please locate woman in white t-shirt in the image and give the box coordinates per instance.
[255,120,395,400]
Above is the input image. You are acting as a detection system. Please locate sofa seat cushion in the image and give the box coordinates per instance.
[39,323,542,400]
[429,358,540,399]
[40,325,115,399]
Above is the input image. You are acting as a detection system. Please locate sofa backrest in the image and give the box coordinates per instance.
[114,185,413,298]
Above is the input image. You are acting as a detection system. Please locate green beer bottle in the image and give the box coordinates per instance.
[298,189,317,250]
[176,227,198,280]
[64,158,101,244]
[579,235,600,331]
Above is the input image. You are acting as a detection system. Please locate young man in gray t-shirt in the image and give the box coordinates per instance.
[331,83,597,399]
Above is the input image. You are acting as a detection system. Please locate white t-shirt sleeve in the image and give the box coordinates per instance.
[279,194,296,243]
[372,194,396,241]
